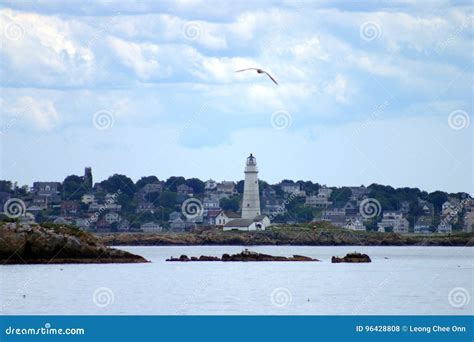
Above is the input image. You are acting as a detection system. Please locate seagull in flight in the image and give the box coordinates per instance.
[235,68,278,85]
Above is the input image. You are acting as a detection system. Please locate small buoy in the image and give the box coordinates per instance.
[22,294,26,298]
[307,298,310,302]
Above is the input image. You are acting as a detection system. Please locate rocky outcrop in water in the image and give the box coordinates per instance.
[166,249,320,262]
[331,252,371,263]
[0,222,147,264]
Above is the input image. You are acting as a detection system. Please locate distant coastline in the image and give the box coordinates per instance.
[98,226,474,247]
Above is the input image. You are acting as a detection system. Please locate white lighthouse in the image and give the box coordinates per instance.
[241,153,261,219]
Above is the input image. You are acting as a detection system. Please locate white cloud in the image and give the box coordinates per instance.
[10,96,60,130]
[107,36,170,80]
[0,8,94,86]
[324,74,349,104]
[0,2,472,193]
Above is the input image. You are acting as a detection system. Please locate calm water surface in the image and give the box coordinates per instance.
[1,246,473,315]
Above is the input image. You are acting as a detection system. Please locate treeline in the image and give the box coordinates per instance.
[0,176,470,229]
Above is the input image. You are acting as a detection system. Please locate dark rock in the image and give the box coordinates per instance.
[331,252,371,263]
[0,223,147,264]
[166,249,320,262]
[292,254,317,261]
[179,255,189,261]
[198,255,220,261]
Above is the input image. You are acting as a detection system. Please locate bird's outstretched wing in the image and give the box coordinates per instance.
[235,68,258,72]
[263,71,278,85]
[235,67,278,85]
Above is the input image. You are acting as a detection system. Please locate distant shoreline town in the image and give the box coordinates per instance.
[1,164,472,236]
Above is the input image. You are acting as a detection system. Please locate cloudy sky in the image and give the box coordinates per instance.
[0,0,472,193]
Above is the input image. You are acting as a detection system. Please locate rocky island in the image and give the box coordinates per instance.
[167,249,320,262]
[0,222,147,264]
[331,252,371,263]
[99,225,474,247]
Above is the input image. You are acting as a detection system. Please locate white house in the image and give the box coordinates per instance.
[141,222,162,233]
[280,181,300,194]
[305,194,332,208]
[437,221,452,234]
[216,181,236,196]
[20,213,36,224]
[204,179,217,191]
[81,194,96,204]
[75,218,90,230]
[223,215,269,231]
[377,211,405,232]
[215,210,240,226]
[105,212,121,224]
[393,218,410,234]
[141,183,163,194]
[344,217,366,231]
[414,216,432,234]
[464,211,474,233]
[318,186,333,198]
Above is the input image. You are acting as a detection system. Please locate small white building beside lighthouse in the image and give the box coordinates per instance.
[223,154,270,231]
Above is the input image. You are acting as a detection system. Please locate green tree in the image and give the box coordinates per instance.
[295,206,314,222]
[0,180,13,193]
[63,175,87,200]
[117,193,135,212]
[185,178,205,194]
[100,174,136,197]
[303,181,320,195]
[273,184,284,197]
[426,191,448,213]
[165,177,186,192]
[236,180,244,194]
[220,197,240,212]
[145,191,160,203]
[329,187,352,206]
[159,191,177,209]
[136,176,159,189]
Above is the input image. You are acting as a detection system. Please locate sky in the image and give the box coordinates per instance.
[0,0,472,194]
